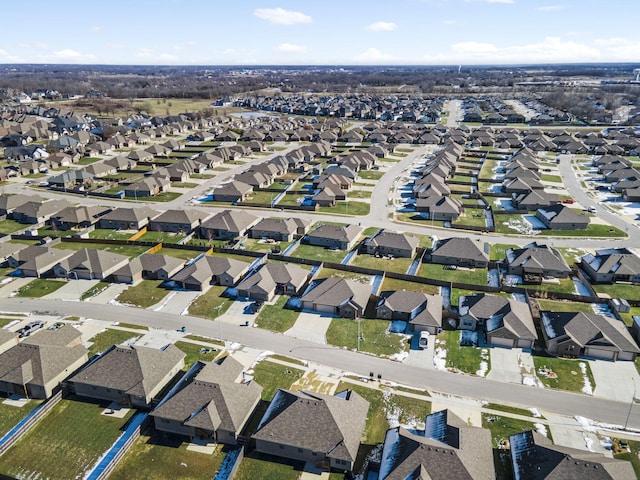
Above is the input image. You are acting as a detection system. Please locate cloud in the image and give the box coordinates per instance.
[51,49,84,59]
[365,21,398,32]
[91,26,104,32]
[253,7,311,25]
[44,49,96,62]
[275,43,307,53]
[14,42,49,50]
[354,48,395,63]
[536,5,565,11]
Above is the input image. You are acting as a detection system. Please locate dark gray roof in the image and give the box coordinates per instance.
[301,277,371,310]
[307,224,363,243]
[366,230,419,253]
[505,243,571,274]
[431,237,488,263]
[200,209,259,233]
[101,206,160,223]
[582,248,640,276]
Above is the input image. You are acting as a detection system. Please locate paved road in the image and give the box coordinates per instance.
[5,297,640,429]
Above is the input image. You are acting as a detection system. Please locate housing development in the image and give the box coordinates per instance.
[0,62,640,480]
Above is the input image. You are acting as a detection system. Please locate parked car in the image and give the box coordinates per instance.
[249,300,265,314]
[17,320,45,338]
[418,331,429,350]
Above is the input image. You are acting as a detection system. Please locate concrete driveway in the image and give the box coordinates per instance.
[43,279,100,301]
[590,359,640,402]
[90,283,130,304]
[486,347,523,384]
[285,310,333,344]
[221,297,258,326]
[149,290,201,314]
[405,332,435,369]
[545,413,611,457]
[0,277,32,298]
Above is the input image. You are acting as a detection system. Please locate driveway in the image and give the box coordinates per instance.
[590,359,640,402]
[149,291,201,314]
[43,279,100,301]
[545,413,612,457]
[405,332,435,369]
[0,277,32,298]
[90,283,130,304]
[486,347,523,384]
[285,310,333,344]
[221,297,258,326]
[133,328,185,349]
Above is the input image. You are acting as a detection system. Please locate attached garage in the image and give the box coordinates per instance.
[584,348,616,361]
[488,336,515,348]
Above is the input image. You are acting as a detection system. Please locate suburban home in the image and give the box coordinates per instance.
[305,224,364,251]
[148,209,209,234]
[112,253,186,284]
[213,181,253,203]
[0,242,27,266]
[47,169,94,190]
[581,248,640,284]
[98,206,160,230]
[376,289,443,335]
[53,248,129,281]
[11,199,70,225]
[0,330,18,356]
[235,263,309,301]
[249,217,311,242]
[50,205,111,231]
[416,195,463,221]
[151,355,262,445]
[124,176,170,197]
[0,193,43,216]
[509,430,635,480]
[0,325,88,399]
[171,255,250,291]
[377,409,494,480]
[512,190,559,210]
[429,237,488,268]
[199,209,260,241]
[301,277,371,319]
[535,204,590,230]
[18,247,75,278]
[541,311,640,361]
[459,294,537,349]
[504,242,571,282]
[69,344,185,408]
[363,230,419,258]
[253,389,369,472]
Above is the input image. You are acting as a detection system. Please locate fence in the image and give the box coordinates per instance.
[214,446,245,480]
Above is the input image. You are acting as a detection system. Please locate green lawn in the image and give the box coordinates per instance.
[15,279,66,298]
[291,243,349,264]
[80,281,110,301]
[76,157,102,165]
[54,242,149,259]
[37,226,76,237]
[0,398,135,480]
[109,430,226,480]
[88,328,140,356]
[316,268,373,284]
[318,201,370,216]
[482,413,537,447]
[246,191,279,204]
[235,452,303,480]
[619,307,640,327]
[420,262,488,285]
[350,254,412,274]
[0,400,41,438]
[171,181,198,188]
[347,190,373,199]
[489,243,519,261]
[241,238,293,254]
[251,360,305,401]
[174,340,221,369]
[358,170,385,180]
[0,219,26,235]
[522,277,577,295]
[336,381,431,445]
[614,439,640,478]
[536,299,595,313]
[255,295,300,333]
[437,330,490,376]
[540,174,563,183]
[136,191,182,202]
[380,277,439,295]
[533,355,596,393]
[543,224,626,238]
[326,318,409,357]
[484,403,541,418]
[157,247,201,261]
[592,283,640,302]
[187,285,233,319]
[137,231,186,244]
[115,280,170,308]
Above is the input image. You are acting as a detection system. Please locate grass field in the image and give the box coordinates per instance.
[15,279,66,298]
[235,452,303,480]
[482,413,537,447]
[255,295,300,332]
[592,283,640,302]
[174,340,220,369]
[136,231,186,244]
[614,439,640,478]
[0,400,41,438]
[0,219,26,235]
[115,280,170,308]
[251,360,305,401]
[489,243,519,261]
[54,242,149,258]
[437,330,490,376]
[87,328,140,356]
[326,318,409,357]
[291,243,349,264]
[0,398,135,480]
[80,281,110,301]
[318,201,370,216]
[420,262,488,285]
[350,253,412,274]
[187,285,233,319]
[533,355,596,393]
[88,229,134,241]
[536,299,595,313]
[380,277,439,295]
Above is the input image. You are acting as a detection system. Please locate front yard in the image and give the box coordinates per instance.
[187,285,233,319]
[436,330,491,376]
[115,280,170,308]
[15,279,66,298]
[532,355,596,393]
[326,318,409,357]
[87,328,140,356]
[255,295,300,332]
[250,360,305,401]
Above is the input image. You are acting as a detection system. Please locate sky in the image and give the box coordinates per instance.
[0,0,638,66]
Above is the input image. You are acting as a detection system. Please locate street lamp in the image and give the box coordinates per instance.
[357,316,361,351]
[625,378,636,430]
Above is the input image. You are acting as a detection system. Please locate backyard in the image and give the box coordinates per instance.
[291,243,349,264]
[420,262,488,286]
[0,399,41,438]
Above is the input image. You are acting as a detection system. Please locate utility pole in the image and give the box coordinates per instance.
[215,304,223,341]
[625,378,636,430]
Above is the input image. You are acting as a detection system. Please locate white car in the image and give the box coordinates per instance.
[418,331,429,349]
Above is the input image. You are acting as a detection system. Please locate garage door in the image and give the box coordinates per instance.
[617,351,635,361]
[488,336,514,348]
[517,339,533,349]
[584,348,616,361]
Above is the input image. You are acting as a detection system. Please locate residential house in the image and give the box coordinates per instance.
[512,190,559,210]
[0,330,18,356]
[377,409,494,480]
[541,311,640,361]
[171,255,250,291]
[535,204,590,230]
[98,207,159,230]
[509,430,635,480]
[376,290,431,322]
[581,248,640,284]
[249,217,311,242]
[11,199,70,225]
[70,344,185,407]
[112,253,185,284]
[50,205,111,231]
[459,294,537,349]
[199,209,260,241]
[151,355,262,445]
[124,176,170,197]
[429,237,488,268]
[213,181,253,203]
[253,389,369,472]
[504,242,572,282]
[0,193,43,216]
[148,209,209,234]
[305,224,364,251]
[53,248,129,281]
[301,277,371,319]
[18,247,75,278]
[235,263,309,301]
[0,325,87,399]
[363,230,419,259]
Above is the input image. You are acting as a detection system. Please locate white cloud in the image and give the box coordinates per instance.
[354,48,395,63]
[275,43,307,53]
[43,49,96,63]
[91,26,104,32]
[536,5,565,11]
[452,42,497,54]
[253,7,311,25]
[14,42,48,50]
[365,21,398,32]
[51,49,83,59]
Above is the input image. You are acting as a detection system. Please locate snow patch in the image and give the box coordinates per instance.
[433,344,447,370]
[580,362,593,395]
[534,423,548,437]
[528,408,542,418]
